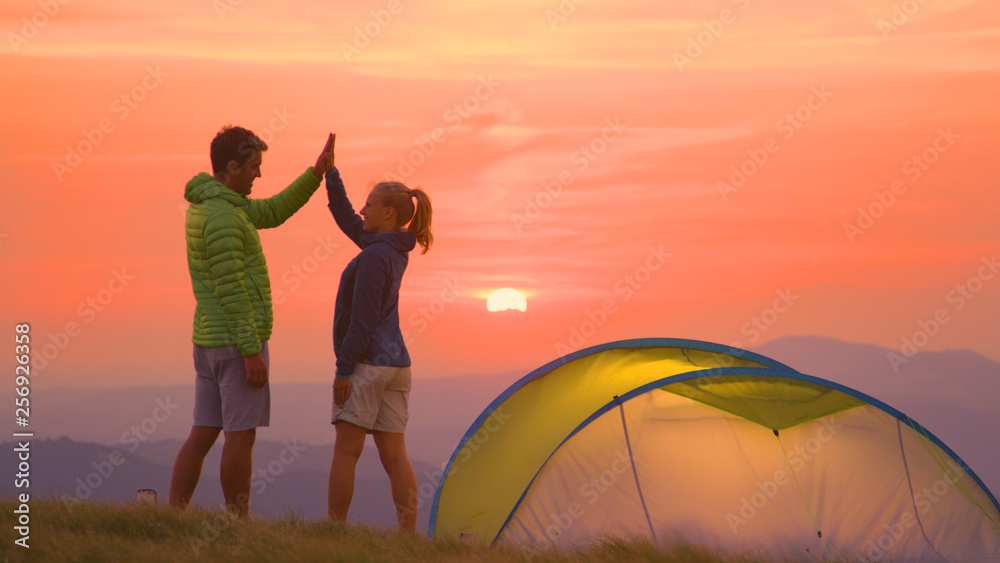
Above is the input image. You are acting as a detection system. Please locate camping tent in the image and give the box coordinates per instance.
[429,339,1000,561]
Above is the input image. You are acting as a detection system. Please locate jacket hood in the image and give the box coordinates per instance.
[366,231,417,254]
[185,172,246,204]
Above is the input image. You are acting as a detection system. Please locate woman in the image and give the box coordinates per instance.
[323,134,433,532]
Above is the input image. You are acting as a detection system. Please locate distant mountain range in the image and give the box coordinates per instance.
[18,369,524,467]
[3,336,998,530]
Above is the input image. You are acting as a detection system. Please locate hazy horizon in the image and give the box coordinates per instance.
[11,332,1000,391]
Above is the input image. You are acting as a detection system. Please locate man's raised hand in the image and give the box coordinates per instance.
[312,133,335,178]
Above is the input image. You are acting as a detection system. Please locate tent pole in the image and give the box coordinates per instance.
[615,396,658,544]
[896,419,947,558]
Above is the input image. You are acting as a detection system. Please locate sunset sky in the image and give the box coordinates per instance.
[2,0,998,390]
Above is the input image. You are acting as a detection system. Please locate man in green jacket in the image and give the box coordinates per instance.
[169,126,333,516]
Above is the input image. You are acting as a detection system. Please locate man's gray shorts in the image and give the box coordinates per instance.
[193,341,269,431]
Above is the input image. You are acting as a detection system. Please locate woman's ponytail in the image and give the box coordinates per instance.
[374,181,433,254]
[407,188,433,254]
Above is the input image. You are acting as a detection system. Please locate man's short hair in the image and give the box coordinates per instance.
[210,125,268,174]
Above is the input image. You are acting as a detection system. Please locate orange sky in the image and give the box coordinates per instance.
[2,0,998,389]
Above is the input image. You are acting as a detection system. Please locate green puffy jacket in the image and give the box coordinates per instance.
[184,168,321,356]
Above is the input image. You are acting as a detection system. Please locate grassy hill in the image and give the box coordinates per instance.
[0,499,769,562]
[0,437,441,531]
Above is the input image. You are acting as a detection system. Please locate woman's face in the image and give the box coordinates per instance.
[360,187,394,233]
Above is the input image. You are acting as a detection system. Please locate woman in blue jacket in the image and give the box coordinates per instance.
[323,135,433,532]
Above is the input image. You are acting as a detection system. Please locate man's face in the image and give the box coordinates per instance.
[228,151,263,195]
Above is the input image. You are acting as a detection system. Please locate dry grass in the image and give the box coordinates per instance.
[0,499,774,562]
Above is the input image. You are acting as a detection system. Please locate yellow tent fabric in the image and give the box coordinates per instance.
[431,340,788,545]
[430,339,1000,561]
[663,373,865,430]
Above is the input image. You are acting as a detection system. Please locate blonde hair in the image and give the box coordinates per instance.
[373,181,433,254]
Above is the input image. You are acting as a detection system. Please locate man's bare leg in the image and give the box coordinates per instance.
[169,426,222,509]
[220,429,256,517]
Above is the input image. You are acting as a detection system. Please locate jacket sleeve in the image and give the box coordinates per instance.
[336,249,388,376]
[247,168,321,229]
[204,211,261,356]
[325,168,367,249]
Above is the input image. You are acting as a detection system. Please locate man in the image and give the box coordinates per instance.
[169,126,333,516]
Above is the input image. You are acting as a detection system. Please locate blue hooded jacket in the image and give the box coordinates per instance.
[326,168,415,377]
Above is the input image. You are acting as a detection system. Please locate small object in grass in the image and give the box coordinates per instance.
[137,488,157,505]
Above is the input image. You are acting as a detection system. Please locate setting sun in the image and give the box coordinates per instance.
[487,288,527,312]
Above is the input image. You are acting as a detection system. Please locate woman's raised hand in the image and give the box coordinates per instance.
[327,133,336,171]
